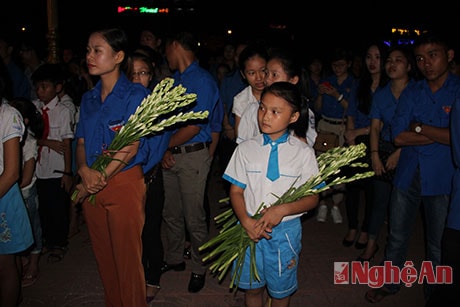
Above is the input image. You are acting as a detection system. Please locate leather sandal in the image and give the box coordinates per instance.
[47,247,67,263]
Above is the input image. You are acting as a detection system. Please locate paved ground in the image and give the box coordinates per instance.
[20,162,427,307]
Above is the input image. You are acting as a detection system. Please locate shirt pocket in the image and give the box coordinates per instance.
[245,162,263,189]
[279,166,302,187]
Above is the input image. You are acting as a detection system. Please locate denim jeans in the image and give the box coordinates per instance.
[383,171,449,300]
[22,183,43,253]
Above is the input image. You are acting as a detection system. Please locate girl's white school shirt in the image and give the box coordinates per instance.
[223,133,319,222]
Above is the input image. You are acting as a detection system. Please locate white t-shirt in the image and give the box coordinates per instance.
[33,96,74,179]
[58,94,77,130]
[21,130,38,194]
[232,85,258,119]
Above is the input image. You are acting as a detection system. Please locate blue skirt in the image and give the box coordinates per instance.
[0,183,33,254]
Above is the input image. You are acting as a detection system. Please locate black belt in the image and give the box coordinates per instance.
[169,142,209,154]
[322,117,346,125]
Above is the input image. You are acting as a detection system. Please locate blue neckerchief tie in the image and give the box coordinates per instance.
[264,132,289,181]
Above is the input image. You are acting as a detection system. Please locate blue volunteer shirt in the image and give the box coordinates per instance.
[391,74,459,195]
[139,130,172,174]
[171,61,220,144]
[347,79,381,129]
[219,69,246,128]
[319,74,355,119]
[447,80,460,230]
[75,73,150,171]
[369,79,416,141]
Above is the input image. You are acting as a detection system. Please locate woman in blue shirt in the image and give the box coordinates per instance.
[72,28,150,307]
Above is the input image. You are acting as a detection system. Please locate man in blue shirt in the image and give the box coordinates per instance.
[365,33,460,304]
[159,31,221,294]
[426,48,460,307]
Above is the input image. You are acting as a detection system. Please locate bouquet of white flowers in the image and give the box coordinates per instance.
[71,78,208,203]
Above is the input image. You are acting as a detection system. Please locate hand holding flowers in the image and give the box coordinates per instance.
[199,143,374,289]
[71,78,209,204]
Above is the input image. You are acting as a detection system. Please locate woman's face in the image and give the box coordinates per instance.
[365,45,382,75]
[385,50,410,80]
[86,32,122,77]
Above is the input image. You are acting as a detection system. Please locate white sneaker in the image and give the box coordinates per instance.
[316,205,328,222]
[331,206,343,224]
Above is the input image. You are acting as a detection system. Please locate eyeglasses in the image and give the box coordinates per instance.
[331,62,347,68]
[132,71,151,78]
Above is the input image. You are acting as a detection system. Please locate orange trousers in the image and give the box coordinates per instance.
[83,166,146,307]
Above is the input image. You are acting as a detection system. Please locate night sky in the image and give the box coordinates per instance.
[2,1,458,60]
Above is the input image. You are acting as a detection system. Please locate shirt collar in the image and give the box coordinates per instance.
[263,131,289,146]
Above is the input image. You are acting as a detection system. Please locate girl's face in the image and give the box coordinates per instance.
[265,59,298,86]
[257,92,299,140]
[365,45,382,75]
[241,55,266,92]
[86,32,123,77]
[385,50,411,80]
[131,58,152,88]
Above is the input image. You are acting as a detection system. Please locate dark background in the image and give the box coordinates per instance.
[2,0,458,63]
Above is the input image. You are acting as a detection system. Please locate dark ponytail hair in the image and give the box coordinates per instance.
[8,97,44,140]
[93,28,130,72]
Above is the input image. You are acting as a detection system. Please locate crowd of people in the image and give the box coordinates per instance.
[0,24,459,307]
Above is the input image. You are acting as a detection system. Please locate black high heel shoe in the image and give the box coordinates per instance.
[355,240,368,249]
[355,245,379,263]
[342,230,357,247]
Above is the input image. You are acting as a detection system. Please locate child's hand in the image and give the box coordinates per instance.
[255,206,283,236]
[40,139,67,154]
[61,174,74,193]
[241,216,266,242]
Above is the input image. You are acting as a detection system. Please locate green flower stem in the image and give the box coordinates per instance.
[71,78,208,204]
[199,143,375,289]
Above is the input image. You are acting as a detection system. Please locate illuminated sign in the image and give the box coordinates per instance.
[117,6,169,14]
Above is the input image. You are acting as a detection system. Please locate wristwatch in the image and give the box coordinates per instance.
[415,124,423,133]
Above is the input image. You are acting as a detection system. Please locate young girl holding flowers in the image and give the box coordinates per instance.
[222,82,320,306]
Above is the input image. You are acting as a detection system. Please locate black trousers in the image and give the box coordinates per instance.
[425,227,460,307]
[142,165,165,286]
[37,178,70,248]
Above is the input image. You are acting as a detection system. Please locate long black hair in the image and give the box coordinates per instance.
[356,42,389,115]
[8,97,44,140]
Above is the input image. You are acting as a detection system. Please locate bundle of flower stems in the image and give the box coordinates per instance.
[71,78,208,203]
[199,143,374,289]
